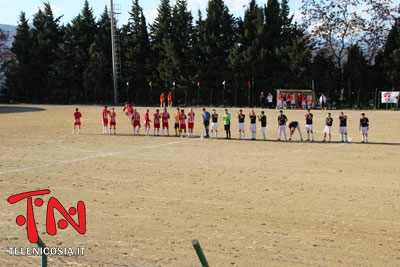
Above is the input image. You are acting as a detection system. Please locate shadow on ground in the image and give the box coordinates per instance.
[82,133,400,146]
[0,106,46,114]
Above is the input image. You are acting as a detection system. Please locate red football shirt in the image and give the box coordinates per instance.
[179,114,187,125]
[153,113,160,124]
[74,112,82,120]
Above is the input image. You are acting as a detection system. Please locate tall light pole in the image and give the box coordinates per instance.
[222,81,226,107]
[110,0,118,105]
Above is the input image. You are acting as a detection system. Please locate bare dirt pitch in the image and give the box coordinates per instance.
[0,104,399,267]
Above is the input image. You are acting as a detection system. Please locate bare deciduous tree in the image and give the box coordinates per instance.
[0,29,12,83]
[301,0,364,71]
[359,0,396,64]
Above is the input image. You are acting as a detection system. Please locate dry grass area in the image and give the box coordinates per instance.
[0,104,399,267]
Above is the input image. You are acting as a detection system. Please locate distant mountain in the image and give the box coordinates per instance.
[0,24,17,48]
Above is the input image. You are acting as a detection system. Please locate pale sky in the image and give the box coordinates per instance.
[0,0,303,26]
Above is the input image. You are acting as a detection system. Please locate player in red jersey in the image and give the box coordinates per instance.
[179,109,187,137]
[73,108,82,134]
[168,92,172,107]
[187,108,195,137]
[160,93,165,108]
[144,109,152,136]
[131,109,141,135]
[153,109,161,136]
[161,108,170,136]
[109,108,117,135]
[102,106,111,134]
[122,102,133,121]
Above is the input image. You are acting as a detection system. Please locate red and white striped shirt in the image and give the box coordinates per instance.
[153,113,160,124]
[131,112,140,122]
[102,109,110,120]
[161,112,170,124]
[179,114,187,125]
[188,112,195,123]
[110,111,116,123]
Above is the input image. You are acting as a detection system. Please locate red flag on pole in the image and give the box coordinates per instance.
[149,81,152,86]
[197,81,200,86]
[248,81,251,86]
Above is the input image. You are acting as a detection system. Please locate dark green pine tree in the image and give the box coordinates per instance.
[280,0,294,48]
[193,10,208,105]
[49,24,78,103]
[51,0,97,103]
[203,0,237,105]
[278,26,312,89]
[311,51,341,105]
[262,0,283,89]
[229,17,247,106]
[344,45,368,107]
[83,6,113,104]
[30,2,62,103]
[4,12,34,102]
[383,17,400,91]
[121,0,151,104]
[239,0,265,106]
[171,0,194,105]
[72,0,98,102]
[149,0,175,103]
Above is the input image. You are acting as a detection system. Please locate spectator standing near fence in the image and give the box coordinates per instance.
[277,93,282,109]
[307,94,312,109]
[320,94,327,110]
[267,93,273,109]
[260,92,266,109]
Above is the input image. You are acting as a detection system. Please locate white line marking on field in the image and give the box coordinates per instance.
[54,137,100,153]
[0,138,199,176]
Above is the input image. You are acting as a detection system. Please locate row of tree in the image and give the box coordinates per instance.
[0,0,399,107]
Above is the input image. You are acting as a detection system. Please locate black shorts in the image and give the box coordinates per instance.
[204,120,210,127]
[224,124,230,131]
[174,123,179,129]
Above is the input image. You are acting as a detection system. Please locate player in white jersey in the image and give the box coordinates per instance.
[187,108,195,137]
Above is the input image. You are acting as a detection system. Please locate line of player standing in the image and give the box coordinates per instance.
[73,105,370,143]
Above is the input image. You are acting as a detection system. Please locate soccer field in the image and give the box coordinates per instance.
[1,105,399,267]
